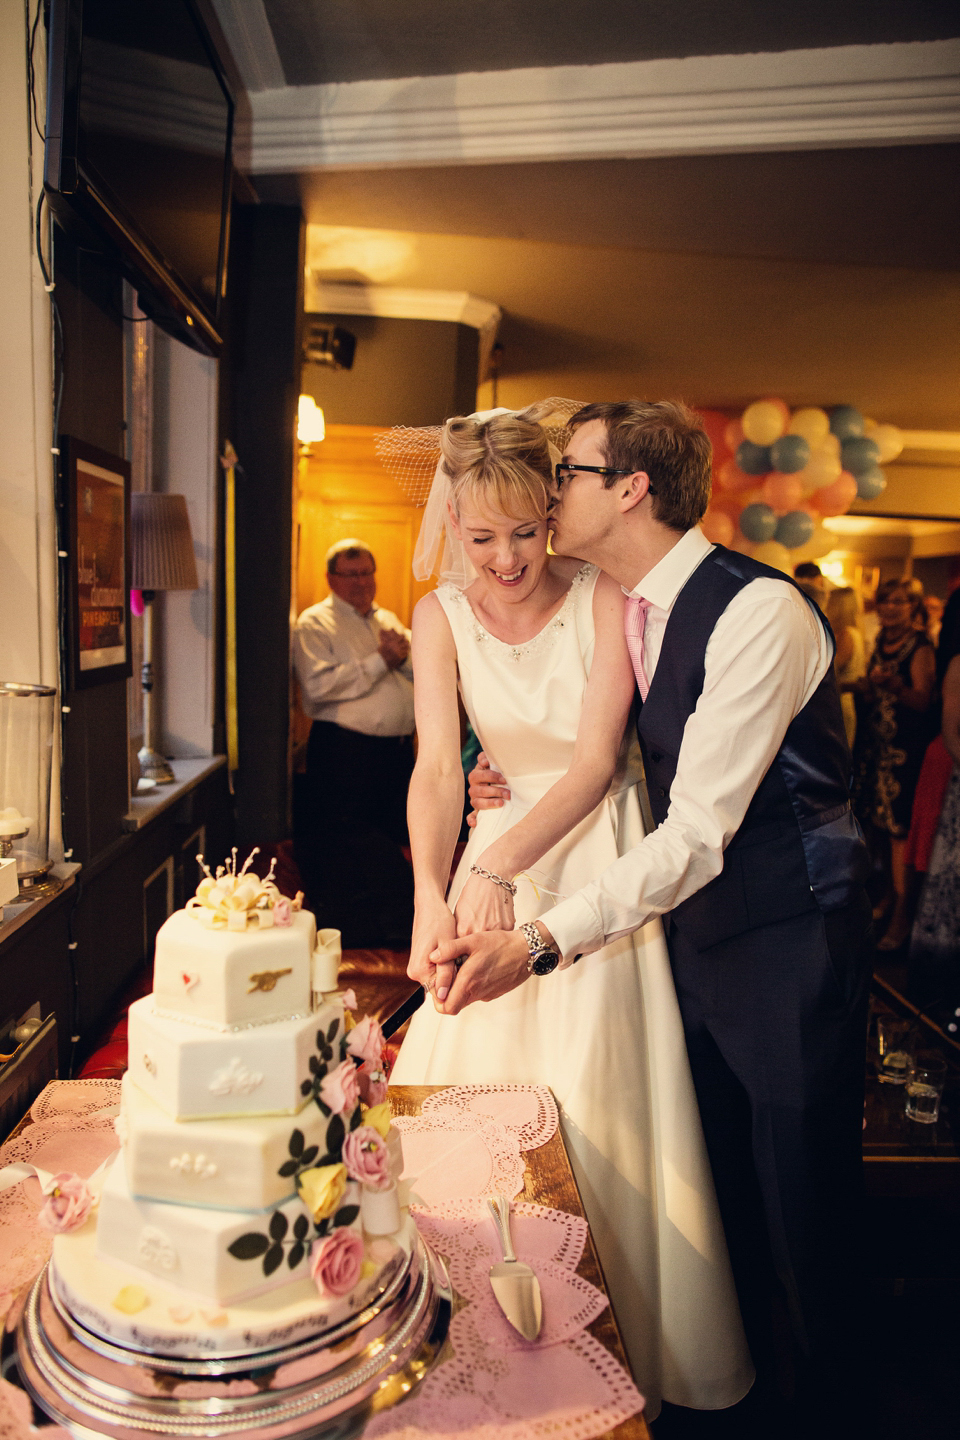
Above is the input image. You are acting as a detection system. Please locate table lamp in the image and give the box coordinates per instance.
[130,493,199,784]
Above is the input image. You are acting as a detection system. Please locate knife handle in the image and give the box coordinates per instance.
[488,1195,518,1263]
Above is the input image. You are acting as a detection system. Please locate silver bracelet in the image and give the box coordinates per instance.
[469,864,517,896]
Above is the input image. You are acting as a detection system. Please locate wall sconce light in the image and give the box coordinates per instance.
[130,493,199,784]
[298,395,326,453]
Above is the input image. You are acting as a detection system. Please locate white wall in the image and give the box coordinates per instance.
[152,328,218,758]
[0,0,56,688]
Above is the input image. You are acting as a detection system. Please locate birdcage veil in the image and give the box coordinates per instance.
[375,399,585,587]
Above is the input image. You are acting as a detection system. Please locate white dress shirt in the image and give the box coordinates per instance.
[546,527,834,961]
[293,594,415,737]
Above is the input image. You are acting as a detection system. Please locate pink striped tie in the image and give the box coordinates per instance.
[624,595,651,700]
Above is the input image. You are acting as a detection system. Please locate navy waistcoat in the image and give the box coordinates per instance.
[636,544,869,952]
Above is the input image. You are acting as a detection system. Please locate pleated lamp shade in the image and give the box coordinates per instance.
[130,493,199,591]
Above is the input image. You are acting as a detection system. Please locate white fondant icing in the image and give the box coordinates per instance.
[209,1057,264,1097]
[360,1182,401,1237]
[137,1226,178,1272]
[118,1073,333,1211]
[127,996,344,1120]
[152,909,316,1029]
[96,1156,362,1306]
[53,1208,416,1356]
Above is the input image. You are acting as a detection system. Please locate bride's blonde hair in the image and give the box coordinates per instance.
[441,410,553,521]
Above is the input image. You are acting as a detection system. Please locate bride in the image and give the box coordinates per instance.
[388,405,752,1417]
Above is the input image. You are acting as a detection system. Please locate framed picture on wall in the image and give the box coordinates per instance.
[60,437,132,689]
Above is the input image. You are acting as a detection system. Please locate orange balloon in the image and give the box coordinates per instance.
[718,458,760,494]
[761,473,804,512]
[698,409,734,463]
[701,507,736,546]
[723,419,745,454]
[811,471,858,516]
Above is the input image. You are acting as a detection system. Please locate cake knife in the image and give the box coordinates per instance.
[378,955,470,1043]
[487,1194,543,1340]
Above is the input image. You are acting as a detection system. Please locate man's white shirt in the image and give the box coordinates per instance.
[547,527,834,962]
[293,593,414,737]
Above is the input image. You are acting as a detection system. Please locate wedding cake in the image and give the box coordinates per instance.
[39,853,430,1365]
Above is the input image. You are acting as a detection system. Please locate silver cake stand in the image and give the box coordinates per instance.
[11,1236,452,1439]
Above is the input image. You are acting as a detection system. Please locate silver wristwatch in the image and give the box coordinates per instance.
[520,922,560,976]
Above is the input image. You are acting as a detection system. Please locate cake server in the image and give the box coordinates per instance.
[487,1194,542,1340]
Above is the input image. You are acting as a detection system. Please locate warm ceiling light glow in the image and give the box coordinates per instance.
[298,394,326,445]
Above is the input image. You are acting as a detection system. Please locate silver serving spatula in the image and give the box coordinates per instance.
[487,1194,543,1340]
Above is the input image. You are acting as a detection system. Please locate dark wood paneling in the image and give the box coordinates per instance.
[222,204,305,847]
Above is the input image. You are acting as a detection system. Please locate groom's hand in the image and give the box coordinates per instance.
[465,751,510,829]
[430,931,529,1013]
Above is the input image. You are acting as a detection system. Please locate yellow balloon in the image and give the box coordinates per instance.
[799,451,842,492]
[788,407,830,445]
[787,525,835,565]
[819,432,841,458]
[867,423,903,464]
[752,540,793,575]
[742,400,787,446]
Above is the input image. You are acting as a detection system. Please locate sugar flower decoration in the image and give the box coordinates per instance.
[297,1163,347,1222]
[37,1172,95,1234]
[186,849,303,932]
[309,1227,365,1297]
[319,1059,360,1116]
[342,1126,391,1189]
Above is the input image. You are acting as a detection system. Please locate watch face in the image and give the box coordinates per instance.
[531,950,559,976]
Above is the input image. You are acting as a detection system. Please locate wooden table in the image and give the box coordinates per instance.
[390,1085,651,1440]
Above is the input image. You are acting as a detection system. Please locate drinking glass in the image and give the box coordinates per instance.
[876,1015,912,1085]
[905,1052,948,1124]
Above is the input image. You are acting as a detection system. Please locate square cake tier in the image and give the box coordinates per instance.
[152,909,315,1029]
[96,1154,362,1306]
[117,1072,348,1212]
[127,995,344,1119]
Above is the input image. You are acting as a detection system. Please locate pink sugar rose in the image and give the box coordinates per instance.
[272,895,292,927]
[345,1015,384,1068]
[309,1226,365,1297]
[342,1126,391,1189]
[37,1173,94,1234]
[319,1058,360,1116]
[340,989,358,1013]
[357,1065,389,1108]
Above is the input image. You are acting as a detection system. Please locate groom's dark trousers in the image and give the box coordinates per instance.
[636,547,872,1413]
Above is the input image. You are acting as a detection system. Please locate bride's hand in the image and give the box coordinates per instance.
[408,898,458,1009]
[454,872,515,937]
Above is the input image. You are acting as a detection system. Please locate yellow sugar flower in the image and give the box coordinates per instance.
[297,1163,347,1221]
[363,1102,392,1139]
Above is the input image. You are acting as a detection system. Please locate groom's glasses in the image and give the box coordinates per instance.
[554,462,640,491]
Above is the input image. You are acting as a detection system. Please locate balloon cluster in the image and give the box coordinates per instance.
[699,400,904,574]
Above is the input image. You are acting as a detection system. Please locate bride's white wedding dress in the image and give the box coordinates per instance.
[391,564,752,1415]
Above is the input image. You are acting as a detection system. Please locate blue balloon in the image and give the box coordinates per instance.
[855,466,887,501]
[769,434,811,474]
[775,510,815,549]
[736,440,773,476]
[829,405,864,441]
[739,503,777,543]
[841,435,881,477]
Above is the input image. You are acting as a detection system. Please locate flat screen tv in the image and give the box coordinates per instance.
[45,0,234,356]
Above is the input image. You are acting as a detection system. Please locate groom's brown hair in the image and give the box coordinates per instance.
[569,400,711,533]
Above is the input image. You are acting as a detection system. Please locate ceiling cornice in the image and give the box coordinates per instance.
[208,0,284,94]
[238,40,960,172]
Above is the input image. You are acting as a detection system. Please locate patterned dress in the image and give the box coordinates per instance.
[852,632,935,837]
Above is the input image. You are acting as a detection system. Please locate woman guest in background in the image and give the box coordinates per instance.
[852,579,936,950]
[826,586,866,749]
[389,406,752,1419]
[909,589,960,1016]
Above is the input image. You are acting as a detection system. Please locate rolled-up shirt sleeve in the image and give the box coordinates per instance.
[546,584,830,961]
[293,618,387,707]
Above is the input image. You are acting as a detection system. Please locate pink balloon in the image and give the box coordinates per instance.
[701,507,735,546]
[760,473,804,511]
[811,471,858,516]
[718,458,762,494]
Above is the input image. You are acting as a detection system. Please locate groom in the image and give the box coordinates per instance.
[424,399,872,1424]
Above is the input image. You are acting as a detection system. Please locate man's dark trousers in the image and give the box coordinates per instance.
[665,893,872,1419]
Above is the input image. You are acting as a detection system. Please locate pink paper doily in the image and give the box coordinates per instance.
[420,1084,559,1150]
[0,1081,644,1440]
[369,1201,644,1440]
